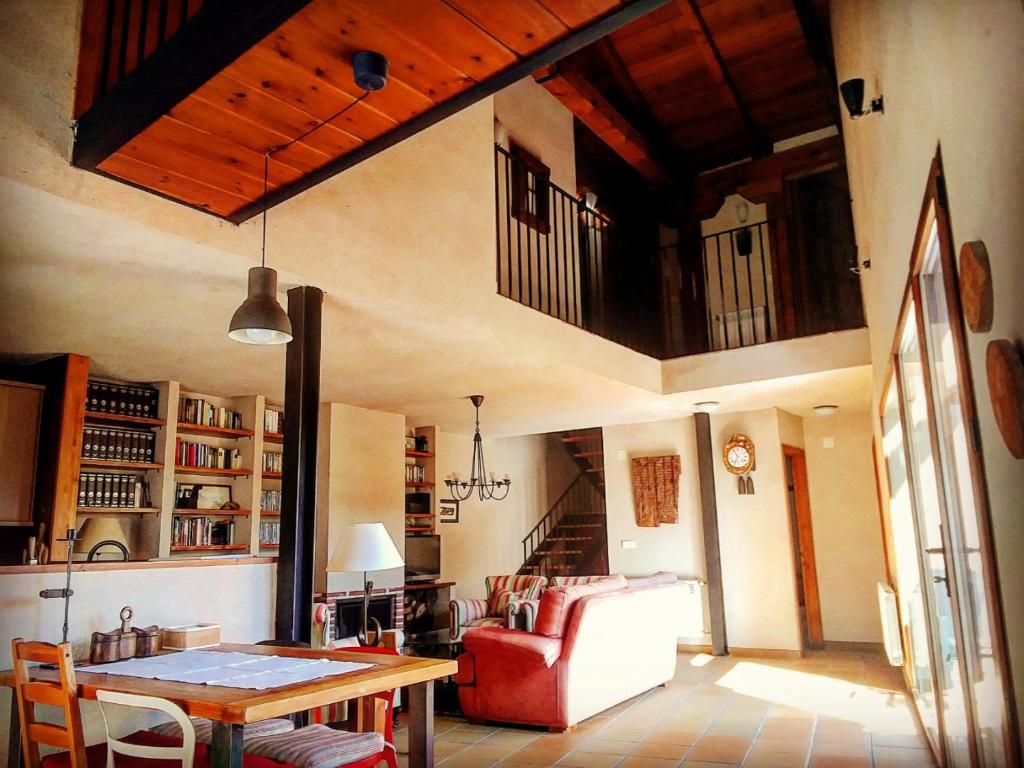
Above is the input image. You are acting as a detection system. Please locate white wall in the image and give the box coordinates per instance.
[0,561,275,749]
[434,431,550,599]
[315,402,406,594]
[832,0,1024,720]
[803,409,886,643]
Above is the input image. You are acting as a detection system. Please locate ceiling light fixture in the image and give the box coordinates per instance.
[694,401,720,414]
[813,404,840,416]
[445,395,511,502]
[229,50,390,345]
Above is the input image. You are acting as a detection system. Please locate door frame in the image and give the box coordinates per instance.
[781,444,824,649]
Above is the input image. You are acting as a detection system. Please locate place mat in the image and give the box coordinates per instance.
[79,649,374,689]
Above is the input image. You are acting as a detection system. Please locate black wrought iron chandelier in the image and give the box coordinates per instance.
[444,395,511,502]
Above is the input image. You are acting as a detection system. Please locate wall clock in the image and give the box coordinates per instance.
[723,434,755,475]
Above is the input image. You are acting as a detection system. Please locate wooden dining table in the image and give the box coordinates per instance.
[2,643,458,768]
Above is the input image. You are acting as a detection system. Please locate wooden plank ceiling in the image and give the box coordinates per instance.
[82,0,632,220]
[538,0,837,177]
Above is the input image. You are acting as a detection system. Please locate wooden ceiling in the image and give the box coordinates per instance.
[73,0,664,221]
[538,0,838,177]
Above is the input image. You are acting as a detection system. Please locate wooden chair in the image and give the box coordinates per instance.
[95,690,197,768]
[10,638,88,768]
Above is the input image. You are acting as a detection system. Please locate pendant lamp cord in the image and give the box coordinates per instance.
[260,89,371,266]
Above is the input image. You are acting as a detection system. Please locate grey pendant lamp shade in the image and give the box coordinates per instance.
[228,266,293,345]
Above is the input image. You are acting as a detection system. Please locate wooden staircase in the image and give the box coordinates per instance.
[517,430,609,578]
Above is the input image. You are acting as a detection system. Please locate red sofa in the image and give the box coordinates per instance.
[455,574,684,731]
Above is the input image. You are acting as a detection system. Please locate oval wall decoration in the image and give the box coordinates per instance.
[960,240,993,333]
[986,339,1024,459]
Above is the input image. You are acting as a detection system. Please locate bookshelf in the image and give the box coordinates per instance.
[67,371,286,562]
[258,404,283,554]
[405,426,436,537]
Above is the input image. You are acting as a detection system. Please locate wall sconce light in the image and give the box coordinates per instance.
[839,78,884,119]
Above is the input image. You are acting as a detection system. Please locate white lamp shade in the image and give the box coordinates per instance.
[327,523,404,573]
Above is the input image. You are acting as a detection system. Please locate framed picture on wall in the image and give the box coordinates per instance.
[439,498,459,524]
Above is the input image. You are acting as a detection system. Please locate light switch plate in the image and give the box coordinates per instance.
[621,540,636,549]
[823,436,835,448]
[616,449,626,461]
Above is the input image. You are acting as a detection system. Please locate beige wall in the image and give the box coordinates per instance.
[434,431,551,599]
[315,402,406,594]
[832,0,1024,719]
[803,409,886,643]
[0,561,275,749]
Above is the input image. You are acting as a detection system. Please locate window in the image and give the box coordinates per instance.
[510,143,550,234]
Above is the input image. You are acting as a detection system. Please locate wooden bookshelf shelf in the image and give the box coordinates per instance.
[176,422,254,439]
[175,466,251,477]
[264,432,284,443]
[405,513,435,518]
[405,481,434,488]
[406,527,433,533]
[77,507,159,515]
[170,544,248,552]
[263,471,282,479]
[173,508,251,517]
[260,510,281,516]
[405,450,435,458]
[81,459,163,471]
[85,411,165,427]
[260,543,279,549]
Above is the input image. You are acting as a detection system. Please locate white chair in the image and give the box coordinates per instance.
[95,690,196,768]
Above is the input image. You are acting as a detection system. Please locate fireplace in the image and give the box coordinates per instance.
[334,594,398,641]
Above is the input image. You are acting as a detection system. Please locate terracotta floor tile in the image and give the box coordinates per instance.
[577,740,637,755]
[599,728,651,742]
[436,742,471,759]
[692,735,751,752]
[743,750,807,768]
[872,747,935,764]
[808,757,871,768]
[556,751,625,768]
[506,747,573,765]
[460,745,525,761]
[749,737,811,755]
[870,734,930,750]
[441,729,492,744]
[629,741,690,760]
[684,745,748,764]
[443,753,504,768]
[616,756,681,768]
[680,762,739,768]
[644,730,704,746]
[502,762,561,768]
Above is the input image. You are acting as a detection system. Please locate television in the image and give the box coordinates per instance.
[405,534,440,583]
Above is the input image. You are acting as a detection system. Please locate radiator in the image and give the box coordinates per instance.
[679,579,710,638]
[713,306,767,350]
[877,583,903,666]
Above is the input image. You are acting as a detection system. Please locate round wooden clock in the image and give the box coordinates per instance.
[723,434,755,474]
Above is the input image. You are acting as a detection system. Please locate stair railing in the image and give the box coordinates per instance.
[520,473,603,574]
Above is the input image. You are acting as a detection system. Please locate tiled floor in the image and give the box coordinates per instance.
[395,649,935,768]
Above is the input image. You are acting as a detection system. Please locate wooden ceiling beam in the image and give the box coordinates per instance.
[675,0,772,157]
[534,65,672,187]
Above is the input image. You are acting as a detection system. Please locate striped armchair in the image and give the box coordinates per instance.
[507,575,612,632]
[449,574,547,640]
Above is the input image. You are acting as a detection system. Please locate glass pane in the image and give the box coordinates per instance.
[919,224,1008,767]
[882,378,940,751]
[898,300,972,765]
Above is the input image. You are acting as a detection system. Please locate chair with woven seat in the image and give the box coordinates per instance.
[241,646,399,768]
[448,574,547,640]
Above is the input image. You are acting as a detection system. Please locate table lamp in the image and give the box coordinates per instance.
[76,517,130,561]
[327,523,404,646]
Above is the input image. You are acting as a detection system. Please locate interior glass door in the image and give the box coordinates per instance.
[917,223,1010,767]
[881,376,941,756]
[897,305,972,766]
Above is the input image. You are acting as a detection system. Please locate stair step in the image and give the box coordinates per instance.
[575,450,604,458]
[544,536,591,542]
[561,433,601,444]
[537,547,584,555]
[554,523,602,529]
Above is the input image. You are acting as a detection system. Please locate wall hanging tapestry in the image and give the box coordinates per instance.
[630,455,681,527]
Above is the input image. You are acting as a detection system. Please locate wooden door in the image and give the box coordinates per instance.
[0,381,44,525]
[783,444,824,649]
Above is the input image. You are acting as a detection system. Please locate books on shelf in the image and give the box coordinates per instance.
[262,451,283,474]
[82,426,155,463]
[178,397,243,430]
[264,409,284,434]
[261,489,282,512]
[259,520,280,545]
[78,472,149,508]
[87,380,159,418]
[175,438,241,470]
[171,514,236,547]
[405,464,427,483]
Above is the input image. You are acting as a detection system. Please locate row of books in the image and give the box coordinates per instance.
[259,521,281,545]
[261,489,282,512]
[262,451,283,473]
[175,438,242,470]
[82,427,155,464]
[78,472,148,508]
[264,410,284,434]
[178,397,243,430]
[87,380,159,418]
[170,516,236,547]
[406,464,427,483]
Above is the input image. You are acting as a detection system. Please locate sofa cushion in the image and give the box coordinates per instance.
[463,626,562,667]
[488,587,529,617]
[487,575,547,600]
[625,572,678,589]
[534,574,627,638]
[550,575,618,587]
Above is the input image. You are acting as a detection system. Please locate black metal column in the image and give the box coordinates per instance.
[275,286,323,644]
[694,413,727,655]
